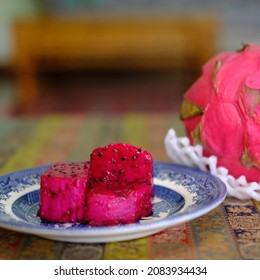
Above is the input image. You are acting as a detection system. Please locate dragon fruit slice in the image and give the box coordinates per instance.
[86,143,154,226]
[86,182,153,226]
[180,44,260,182]
[38,161,90,223]
[89,143,153,184]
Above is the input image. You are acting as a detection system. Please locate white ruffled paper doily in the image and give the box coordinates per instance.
[164,128,260,201]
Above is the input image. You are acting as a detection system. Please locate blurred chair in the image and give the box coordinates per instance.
[13,16,218,111]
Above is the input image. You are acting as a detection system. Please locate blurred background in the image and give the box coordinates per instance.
[1,0,260,116]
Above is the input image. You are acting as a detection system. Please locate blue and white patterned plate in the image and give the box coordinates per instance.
[0,162,227,243]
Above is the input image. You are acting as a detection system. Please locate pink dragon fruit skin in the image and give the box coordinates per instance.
[86,143,154,226]
[38,162,90,223]
[180,44,260,182]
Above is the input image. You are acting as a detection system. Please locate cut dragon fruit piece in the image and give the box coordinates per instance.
[38,143,154,226]
[85,182,154,226]
[90,143,153,185]
[87,143,154,226]
[38,161,90,223]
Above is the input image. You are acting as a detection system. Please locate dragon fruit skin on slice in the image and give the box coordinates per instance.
[86,143,154,226]
[180,44,260,182]
[38,162,90,223]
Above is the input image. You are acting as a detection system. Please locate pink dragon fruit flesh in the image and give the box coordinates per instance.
[86,143,154,226]
[89,143,153,184]
[180,44,260,182]
[85,182,153,226]
[38,161,90,223]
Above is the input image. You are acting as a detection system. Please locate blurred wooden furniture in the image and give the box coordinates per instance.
[13,16,217,110]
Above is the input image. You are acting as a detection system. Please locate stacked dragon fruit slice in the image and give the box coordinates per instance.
[38,143,154,226]
[86,143,154,226]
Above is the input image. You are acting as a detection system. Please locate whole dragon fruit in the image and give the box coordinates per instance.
[180,44,260,182]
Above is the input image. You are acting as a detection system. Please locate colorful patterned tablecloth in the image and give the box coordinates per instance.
[1,113,260,260]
